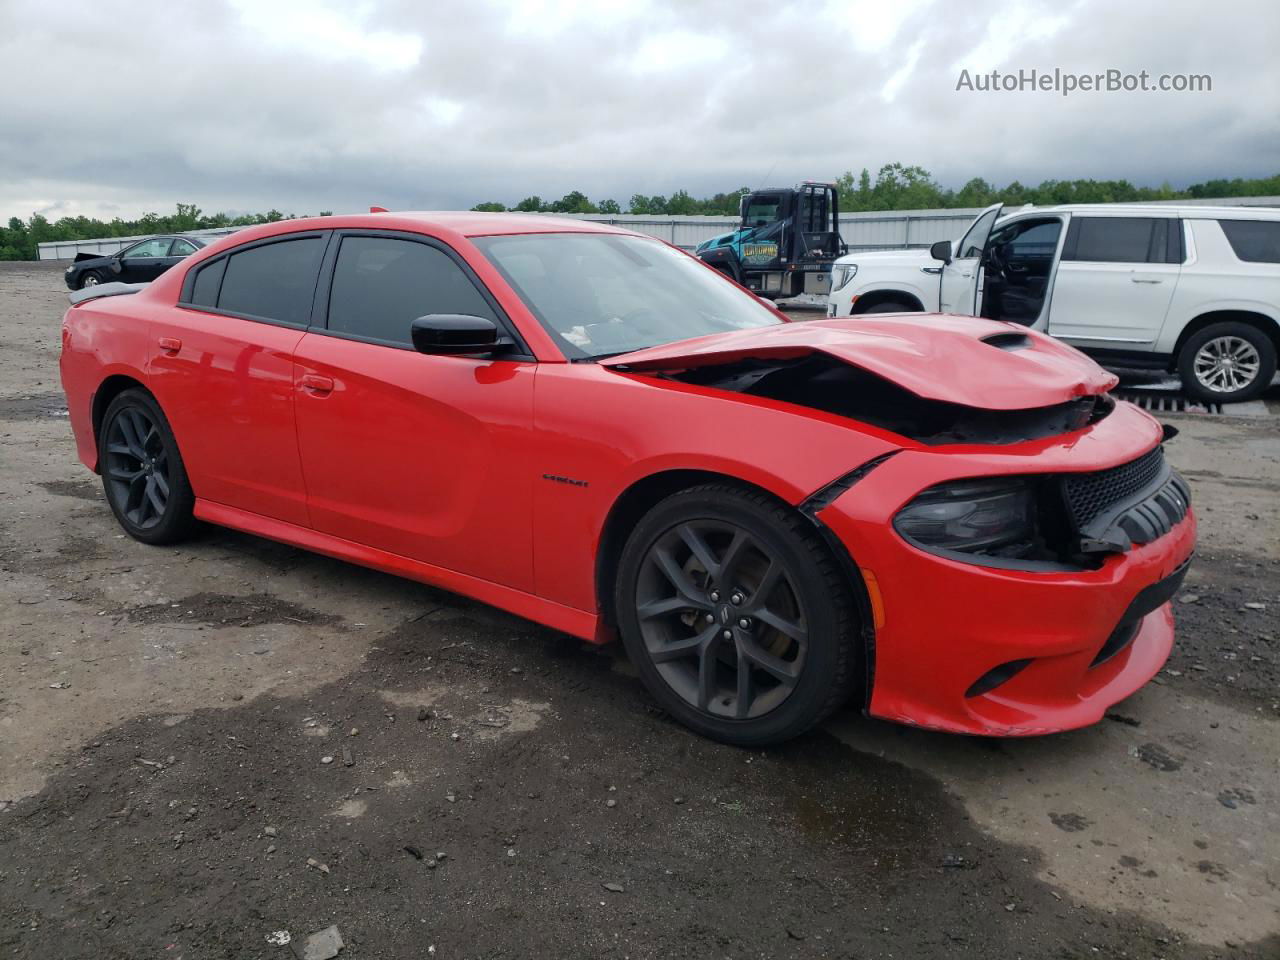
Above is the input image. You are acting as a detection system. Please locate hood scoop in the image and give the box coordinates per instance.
[604,315,1117,410]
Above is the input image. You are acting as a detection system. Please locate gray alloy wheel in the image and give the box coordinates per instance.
[615,484,860,745]
[98,389,196,545]
[104,404,170,530]
[1192,335,1262,395]
[633,518,809,720]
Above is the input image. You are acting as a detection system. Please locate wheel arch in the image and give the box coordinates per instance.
[851,288,926,313]
[91,374,153,469]
[1170,309,1280,369]
[594,469,808,631]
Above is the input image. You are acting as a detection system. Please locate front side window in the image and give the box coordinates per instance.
[122,237,174,259]
[989,219,1062,261]
[1218,219,1280,263]
[216,236,324,325]
[475,232,782,359]
[1062,217,1176,264]
[327,236,497,345]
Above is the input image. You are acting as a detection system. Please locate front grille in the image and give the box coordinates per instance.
[1064,446,1165,528]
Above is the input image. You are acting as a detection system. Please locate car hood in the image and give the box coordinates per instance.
[835,247,935,269]
[601,315,1118,411]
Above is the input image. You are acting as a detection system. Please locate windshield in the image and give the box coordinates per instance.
[473,233,783,359]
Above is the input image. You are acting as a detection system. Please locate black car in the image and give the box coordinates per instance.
[63,235,216,290]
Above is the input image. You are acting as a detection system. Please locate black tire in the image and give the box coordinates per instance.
[615,483,860,745]
[78,270,105,289]
[857,300,915,314]
[98,388,196,545]
[1177,322,1276,404]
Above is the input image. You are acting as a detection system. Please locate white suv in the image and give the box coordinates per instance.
[826,204,1280,403]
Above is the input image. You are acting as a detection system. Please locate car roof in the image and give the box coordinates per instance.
[1006,203,1280,220]
[348,211,632,238]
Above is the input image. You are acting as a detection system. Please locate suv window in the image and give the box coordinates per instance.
[327,236,497,346]
[1062,217,1181,264]
[1218,219,1280,263]
[216,236,325,325]
[989,219,1061,261]
[122,237,174,259]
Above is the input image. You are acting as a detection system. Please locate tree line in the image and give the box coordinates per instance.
[4,168,1278,260]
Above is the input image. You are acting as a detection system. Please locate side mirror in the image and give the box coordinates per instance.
[410,314,504,356]
[929,240,952,264]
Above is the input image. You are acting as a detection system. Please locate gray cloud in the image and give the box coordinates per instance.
[1,0,1276,221]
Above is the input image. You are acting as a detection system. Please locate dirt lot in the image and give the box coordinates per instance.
[0,260,1277,959]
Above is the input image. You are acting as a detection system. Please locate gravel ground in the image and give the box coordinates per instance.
[0,260,1277,959]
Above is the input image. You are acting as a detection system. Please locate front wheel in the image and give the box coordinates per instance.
[857,300,915,314]
[79,270,105,289]
[615,484,860,745]
[98,389,196,544]
[1178,322,1276,403]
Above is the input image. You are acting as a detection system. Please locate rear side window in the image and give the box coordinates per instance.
[1062,217,1181,264]
[327,236,497,345]
[1218,219,1280,263]
[216,236,325,325]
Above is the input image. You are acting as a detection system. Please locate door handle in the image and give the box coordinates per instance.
[158,337,182,353]
[299,373,334,395]
[1131,276,1163,284]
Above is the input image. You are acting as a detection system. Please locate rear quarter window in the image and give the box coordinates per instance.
[1218,219,1280,263]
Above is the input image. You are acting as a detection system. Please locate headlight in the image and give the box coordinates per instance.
[831,263,857,291]
[894,478,1036,555]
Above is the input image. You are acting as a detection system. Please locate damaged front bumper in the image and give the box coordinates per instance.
[815,401,1197,736]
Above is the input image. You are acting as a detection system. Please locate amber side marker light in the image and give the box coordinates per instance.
[859,568,886,630]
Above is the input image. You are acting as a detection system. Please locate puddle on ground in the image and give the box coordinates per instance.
[770,731,958,873]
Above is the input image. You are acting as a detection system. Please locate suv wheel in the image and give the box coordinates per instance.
[1178,322,1276,404]
[615,484,860,745]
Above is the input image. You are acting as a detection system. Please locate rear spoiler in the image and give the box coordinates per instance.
[68,282,148,306]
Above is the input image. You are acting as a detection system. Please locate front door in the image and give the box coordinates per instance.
[292,231,536,591]
[1047,216,1182,348]
[939,203,1002,314]
[117,237,177,282]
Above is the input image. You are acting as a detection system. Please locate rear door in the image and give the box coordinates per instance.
[149,232,328,526]
[939,203,1002,314]
[1047,216,1182,347]
[292,231,536,590]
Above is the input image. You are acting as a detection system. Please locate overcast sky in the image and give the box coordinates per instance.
[1,0,1277,221]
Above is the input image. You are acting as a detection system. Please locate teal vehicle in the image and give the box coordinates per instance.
[695,182,846,300]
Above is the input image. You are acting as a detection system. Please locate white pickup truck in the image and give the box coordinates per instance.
[825,203,1280,402]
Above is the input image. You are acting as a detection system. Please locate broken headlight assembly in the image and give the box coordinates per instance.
[894,478,1042,562]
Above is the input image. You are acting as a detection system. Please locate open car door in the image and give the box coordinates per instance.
[938,203,1002,315]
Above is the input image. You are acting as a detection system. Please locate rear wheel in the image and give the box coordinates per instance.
[615,484,859,745]
[1178,322,1276,403]
[98,389,196,544]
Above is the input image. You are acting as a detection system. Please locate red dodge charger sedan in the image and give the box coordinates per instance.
[59,212,1195,744]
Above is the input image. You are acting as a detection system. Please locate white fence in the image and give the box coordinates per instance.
[35,196,1280,261]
